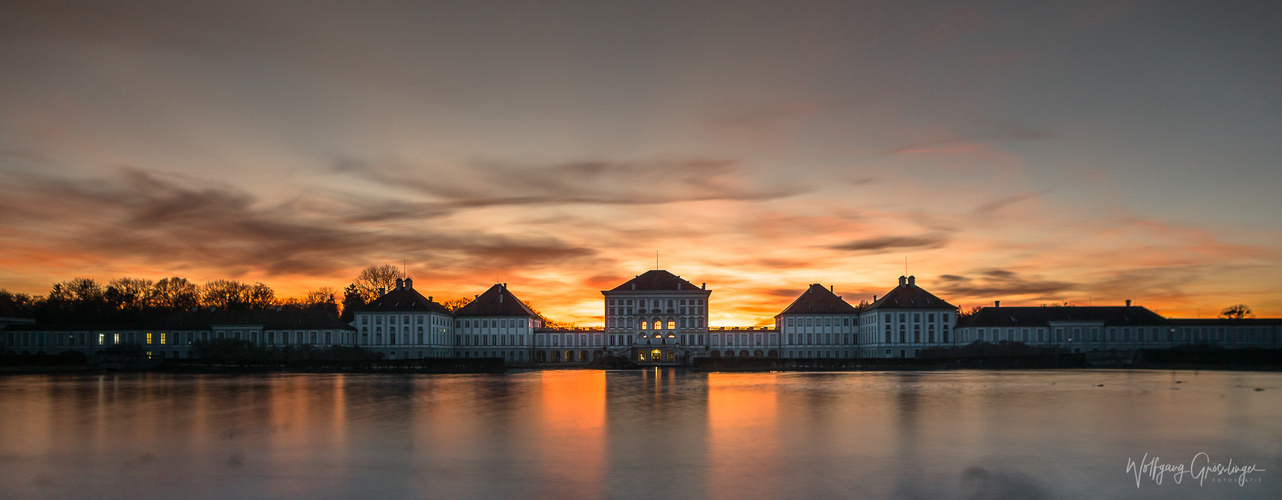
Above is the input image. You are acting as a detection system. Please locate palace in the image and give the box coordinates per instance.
[3,269,1280,364]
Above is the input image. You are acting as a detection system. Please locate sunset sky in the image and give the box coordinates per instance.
[1,1,1280,326]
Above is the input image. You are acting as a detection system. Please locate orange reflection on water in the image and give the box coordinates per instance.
[706,373,782,500]
[537,370,606,498]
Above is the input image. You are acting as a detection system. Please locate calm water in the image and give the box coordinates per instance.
[1,369,1279,499]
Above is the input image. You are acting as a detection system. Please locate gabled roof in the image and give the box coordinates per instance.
[607,270,704,292]
[1165,318,1282,327]
[358,286,451,314]
[866,276,956,310]
[775,284,859,316]
[957,306,1166,329]
[454,284,539,317]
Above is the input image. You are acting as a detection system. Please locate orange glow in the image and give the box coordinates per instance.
[536,370,607,498]
[706,373,782,500]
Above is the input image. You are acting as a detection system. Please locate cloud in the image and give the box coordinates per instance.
[335,156,809,208]
[975,191,1041,214]
[828,234,949,253]
[0,166,596,278]
[933,269,1076,297]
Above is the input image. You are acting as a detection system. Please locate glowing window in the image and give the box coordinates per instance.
[667,320,675,330]
[146,333,153,345]
[160,333,166,345]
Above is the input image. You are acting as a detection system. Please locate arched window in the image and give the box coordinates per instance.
[667,320,675,330]
[653,320,661,331]
[640,320,647,330]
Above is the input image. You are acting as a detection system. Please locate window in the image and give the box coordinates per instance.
[146,333,153,345]
[160,333,166,345]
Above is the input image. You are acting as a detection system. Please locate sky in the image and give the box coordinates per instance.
[1,0,1280,326]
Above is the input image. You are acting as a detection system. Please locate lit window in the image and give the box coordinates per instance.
[160,333,166,345]
[146,333,153,345]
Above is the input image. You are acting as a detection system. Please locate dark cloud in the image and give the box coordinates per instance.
[975,191,1041,214]
[828,234,949,253]
[0,166,595,277]
[335,157,809,208]
[766,288,803,298]
[933,269,1075,297]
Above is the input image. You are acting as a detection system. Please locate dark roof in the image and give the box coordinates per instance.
[957,306,1166,329]
[776,284,859,316]
[607,270,704,292]
[867,277,956,310]
[454,284,538,317]
[1165,318,1282,326]
[11,308,355,331]
[358,286,451,314]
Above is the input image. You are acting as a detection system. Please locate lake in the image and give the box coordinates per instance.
[1,369,1278,499]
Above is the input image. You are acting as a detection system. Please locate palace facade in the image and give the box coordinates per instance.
[4,269,1280,364]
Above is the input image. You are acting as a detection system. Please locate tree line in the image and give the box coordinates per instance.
[1,264,569,327]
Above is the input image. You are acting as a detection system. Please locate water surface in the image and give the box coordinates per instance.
[1,369,1278,499]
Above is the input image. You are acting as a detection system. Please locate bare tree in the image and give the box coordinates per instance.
[152,277,199,310]
[106,277,153,310]
[441,297,472,312]
[246,282,276,309]
[305,287,340,306]
[1220,304,1253,320]
[202,279,250,309]
[353,265,406,300]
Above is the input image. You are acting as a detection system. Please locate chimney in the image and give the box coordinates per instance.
[873,295,877,302]
[701,283,706,290]
[899,276,907,286]
[405,278,413,290]
[378,287,385,297]
[428,296,433,302]
[1126,299,1132,307]
[994,300,1000,308]
[830,285,834,293]
[908,276,916,287]
[395,278,404,290]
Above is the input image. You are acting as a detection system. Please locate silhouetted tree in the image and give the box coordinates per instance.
[353,264,405,301]
[246,282,275,309]
[956,305,982,322]
[441,297,472,312]
[1220,304,1253,320]
[152,277,200,310]
[105,277,153,311]
[340,284,364,323]
[305,287,339,307]
[201,279,251,309]
[0,289,37,316]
